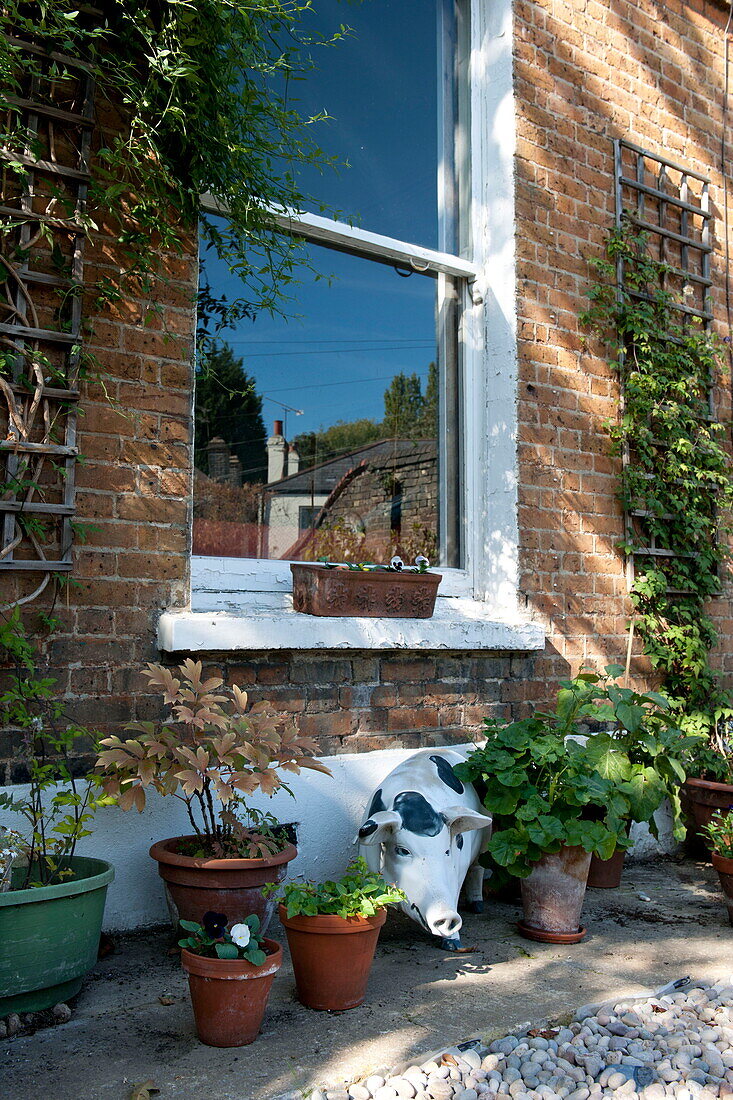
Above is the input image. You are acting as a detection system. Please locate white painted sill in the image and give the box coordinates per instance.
[157,597,545,653]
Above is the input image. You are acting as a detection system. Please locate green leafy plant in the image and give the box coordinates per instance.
[267,857,406,919]
[96,659,331,857]
[581,222,733,784]
[179,910,267,965]
[0,610,112,888]
[703,808,733,858]
[454,668,689,881]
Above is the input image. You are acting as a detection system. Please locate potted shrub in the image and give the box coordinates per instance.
[578,668,690,888]
[679,715,733,856]
[268,857,405,1010]
[0,612,114,1014]
[96,659,331,931]
[703,809,733,925]
[179,909,282,1046]
[455,673,637,943]
[291,555,441,618]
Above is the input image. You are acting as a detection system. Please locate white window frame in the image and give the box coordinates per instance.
[161,0,543,652]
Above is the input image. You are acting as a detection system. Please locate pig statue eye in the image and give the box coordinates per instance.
[393,845,411,857]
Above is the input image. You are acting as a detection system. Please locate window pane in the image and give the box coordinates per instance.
[293,0,441,247]
[194,239,458,568]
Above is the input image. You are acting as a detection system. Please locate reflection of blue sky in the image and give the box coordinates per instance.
[200,1,439,439]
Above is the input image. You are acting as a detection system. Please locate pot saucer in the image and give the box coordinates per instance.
[516,920,587,944]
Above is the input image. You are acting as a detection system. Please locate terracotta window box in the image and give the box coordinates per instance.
[290,562,442,618]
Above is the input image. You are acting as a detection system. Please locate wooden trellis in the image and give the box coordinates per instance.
[613,138,714,594]
[0,37,94,597]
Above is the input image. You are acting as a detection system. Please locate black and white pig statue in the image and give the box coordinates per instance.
[357,748,492,950]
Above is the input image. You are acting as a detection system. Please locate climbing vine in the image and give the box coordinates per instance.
[0,0,342,600]
[582,224,733,779]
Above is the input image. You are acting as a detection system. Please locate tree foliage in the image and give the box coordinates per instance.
[195,343,266,482]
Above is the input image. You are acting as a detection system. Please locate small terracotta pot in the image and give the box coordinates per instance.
[711,852,733,926]
[279,904,386,1010]
[681,778,733,857]
[519,845,591,943]
[588,847,626,889]
[149,836,297,932]
[181,939,282,1047]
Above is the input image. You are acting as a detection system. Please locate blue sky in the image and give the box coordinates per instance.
[199,0,439,439]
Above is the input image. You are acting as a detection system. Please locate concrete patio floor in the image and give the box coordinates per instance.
[1,857,731,1100]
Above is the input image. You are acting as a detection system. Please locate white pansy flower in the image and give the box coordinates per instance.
[230,923,251,948]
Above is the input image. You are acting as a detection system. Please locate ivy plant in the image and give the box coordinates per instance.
[581,224,733,782]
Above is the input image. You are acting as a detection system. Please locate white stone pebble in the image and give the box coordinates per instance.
[321,979,733,1100]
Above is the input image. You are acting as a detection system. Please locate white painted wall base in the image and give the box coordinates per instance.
[0,745,676,931]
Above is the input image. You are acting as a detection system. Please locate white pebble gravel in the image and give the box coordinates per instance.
[314,978,733,1100]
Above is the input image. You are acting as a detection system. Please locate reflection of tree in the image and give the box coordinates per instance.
[293,362,438,472]
[193,472,261,522]
[195,342,267,482]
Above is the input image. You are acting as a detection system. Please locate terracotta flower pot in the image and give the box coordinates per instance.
[588,847,626,889]
[149,836,297,932]
[290,562,441,618]
[278,904,386,1010]
[519,845,591,943]
[711,852,733,926]
[681,778,733,857]
[181,939,282,1046]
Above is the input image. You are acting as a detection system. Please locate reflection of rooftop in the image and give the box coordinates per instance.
[264,438,436,494]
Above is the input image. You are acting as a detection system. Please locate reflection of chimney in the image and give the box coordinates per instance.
[287,443,300,476]
[267,420,287,483]
[207,436,229,482]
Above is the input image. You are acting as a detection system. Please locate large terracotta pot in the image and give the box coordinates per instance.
[711,852,733,926]
[181,939,282,1046]
[682,777,733,857]
[588,847,626,889]
[149,836,297,932]
[278,904,386,1010]
[519,845,591,943]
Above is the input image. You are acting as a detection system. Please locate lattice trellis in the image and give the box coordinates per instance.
[613,138,715,594]
[0,37,95,591]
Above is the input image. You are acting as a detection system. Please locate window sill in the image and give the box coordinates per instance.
[157,598,545,653]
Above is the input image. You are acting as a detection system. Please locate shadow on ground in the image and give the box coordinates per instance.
[1,858,730,1100]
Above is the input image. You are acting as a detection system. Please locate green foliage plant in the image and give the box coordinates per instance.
[581,222,733,783]
[703,808,733,858]
[0,610,112,888]
[179,910,267,964]
[96,659,332,858]
[267,857,406,919]
[454,668,690,881]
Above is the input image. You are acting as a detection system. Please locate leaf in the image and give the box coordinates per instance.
[129,1082,160,1100]
[615,702,645,734]
[215,942,239,959]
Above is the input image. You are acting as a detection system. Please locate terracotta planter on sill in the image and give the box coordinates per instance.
[711,852,733,926]
[278,903,386,1010]
[681,777,733,856]
[181,939,282,1046]
[518,845,591,943]
[290,562,441,618]
[149,836,297,932]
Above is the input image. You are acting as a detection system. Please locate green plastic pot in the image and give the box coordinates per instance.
[0,856,114,1015]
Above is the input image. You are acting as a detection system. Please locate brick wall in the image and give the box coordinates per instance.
[513,0,733,697]
[3,0,733,781]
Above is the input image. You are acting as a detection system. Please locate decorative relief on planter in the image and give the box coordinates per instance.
[290,563,441,618]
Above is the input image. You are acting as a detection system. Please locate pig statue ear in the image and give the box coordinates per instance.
[442,805,492,840]
[356,810,402,846]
